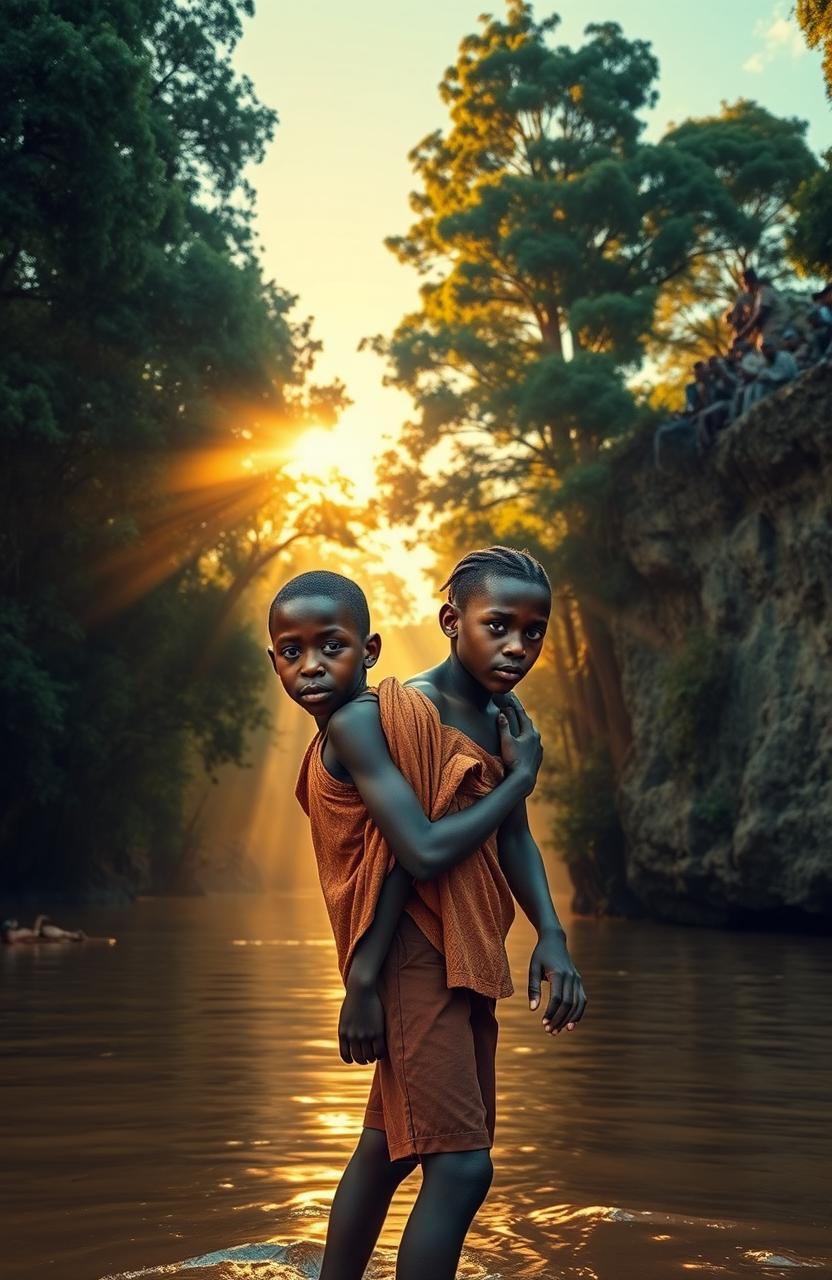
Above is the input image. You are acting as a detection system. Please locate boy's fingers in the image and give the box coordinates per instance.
[372,1035,387,1060]
[360,1038,376,1064]
[351,1039,368,1065]
[510,695,535,735]
[548,975,575,1031]
[541,972,565,1027]
[528,967,542,1010]
[511,695,530,730]
[338,1034,352,1065]
[569,987,587,1027]
[497,711,517,747]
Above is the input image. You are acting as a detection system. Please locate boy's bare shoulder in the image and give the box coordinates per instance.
[403,668,446,716]
[327,693,382,742]
[325,701,386,757]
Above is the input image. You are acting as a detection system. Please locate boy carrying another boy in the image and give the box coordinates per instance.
[268,548,586,1280]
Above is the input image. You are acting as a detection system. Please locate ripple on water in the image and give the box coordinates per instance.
[95,1205,831,1280]
[98,1236,500,1279]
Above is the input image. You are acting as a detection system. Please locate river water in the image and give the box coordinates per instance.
[1,892,830,1280]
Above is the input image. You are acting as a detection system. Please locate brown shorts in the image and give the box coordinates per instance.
[363,912,498,1162]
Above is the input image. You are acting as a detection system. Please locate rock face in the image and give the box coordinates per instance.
[608,365,832,926]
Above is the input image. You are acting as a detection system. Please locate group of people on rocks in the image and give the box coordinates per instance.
[654,271,832,467]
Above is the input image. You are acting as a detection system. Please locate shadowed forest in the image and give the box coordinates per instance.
[2,0,831,924]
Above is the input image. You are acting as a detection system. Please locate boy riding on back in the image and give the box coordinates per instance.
[268,550,586,1280]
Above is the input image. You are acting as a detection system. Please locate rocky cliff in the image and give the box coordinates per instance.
[609,364,832,927]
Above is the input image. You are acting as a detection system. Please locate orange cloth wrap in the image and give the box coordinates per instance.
[295,676,515,999]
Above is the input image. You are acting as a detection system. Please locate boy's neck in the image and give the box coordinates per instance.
[315,670,370,730]
[441,652,491,711]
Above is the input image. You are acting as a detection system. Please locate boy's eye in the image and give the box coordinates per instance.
[322,641,345,654]
[280,646,301,660]
[486,622,506,634]
[526,628,546,642]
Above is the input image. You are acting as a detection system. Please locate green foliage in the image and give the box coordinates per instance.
[548,744,619,870]
[0,1,348,898]
[661,101,816,268]
[658,631,730,779]
[649,101,818,396]
[539,736,634,916]
[796,0,832,98]
[789,152,832,275]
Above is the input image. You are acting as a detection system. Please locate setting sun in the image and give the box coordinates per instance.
[286,414,382,502]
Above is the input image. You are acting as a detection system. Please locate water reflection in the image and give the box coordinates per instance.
[1,893,830,1280]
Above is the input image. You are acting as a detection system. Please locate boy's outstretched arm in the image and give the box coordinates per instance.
[325,697,541,883]
[496,704,587,1036]
[498,800,587,1035]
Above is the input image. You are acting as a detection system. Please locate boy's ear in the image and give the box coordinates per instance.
[439,601,460,638]
[364,632,382,668]
[266,647,277,674]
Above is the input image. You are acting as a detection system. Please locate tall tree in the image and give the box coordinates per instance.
[376,10,706,747]
[374,3,807,910]
[0,1,352,898]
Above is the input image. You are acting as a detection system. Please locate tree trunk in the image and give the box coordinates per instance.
[558,596,603,748]
[575,600,632,774]
[551,603,589,757]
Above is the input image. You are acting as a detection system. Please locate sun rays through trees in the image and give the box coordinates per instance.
[0,0,364,897]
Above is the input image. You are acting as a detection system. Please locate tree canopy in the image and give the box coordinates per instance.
[796,0,832,98]
[649,100,817,397]
[0,1,352,898]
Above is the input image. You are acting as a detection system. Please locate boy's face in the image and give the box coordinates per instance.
[268,595,380,721]
[441,574,550,695]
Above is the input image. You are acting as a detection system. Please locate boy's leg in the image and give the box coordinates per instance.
[318,1126,418,1280]
[395,1147,494,1280]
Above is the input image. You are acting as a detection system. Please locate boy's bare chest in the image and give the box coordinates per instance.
[441,702,501,756]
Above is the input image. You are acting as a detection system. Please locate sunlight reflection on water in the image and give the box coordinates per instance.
[2,892,831,1280]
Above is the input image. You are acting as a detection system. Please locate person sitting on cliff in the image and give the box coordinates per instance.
[1,914,87,944]
[684,360,710,414]
[696,354,738,444]
[733,341,766,416]
[808,306,832,362]
[712,354,739,403]
[781,327,812,371]
[736,269,790,347]
[745,339,799,409]
[724,288,753,342]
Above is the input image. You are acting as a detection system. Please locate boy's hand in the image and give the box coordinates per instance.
[497,695,543,794]
[338,977,387,1065]
[528,931,587,1036]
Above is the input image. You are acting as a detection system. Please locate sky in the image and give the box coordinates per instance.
[231,0,830,602]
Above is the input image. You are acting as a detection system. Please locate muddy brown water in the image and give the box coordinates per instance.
[1,892,830,1279]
